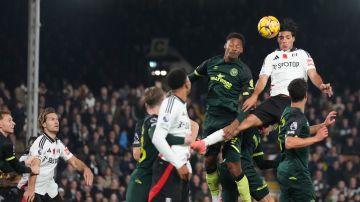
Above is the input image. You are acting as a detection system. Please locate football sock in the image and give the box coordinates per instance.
[234,173,251,202]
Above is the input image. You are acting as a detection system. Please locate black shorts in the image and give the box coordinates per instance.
[33,193,63,202]
[149,158,189,202]
[251,95,291,126]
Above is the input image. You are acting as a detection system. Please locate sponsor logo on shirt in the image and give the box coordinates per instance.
[210,73,232,89]
[273,55,279,60]
[272,62,300,70]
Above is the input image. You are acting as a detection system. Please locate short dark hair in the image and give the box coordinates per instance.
[280,18,298,37]
[0,109,11,120]
[288,78,308,102]
[144,86,164,108]
[166,68,187,90]
[226,32,245,46]
[38,107,56,131]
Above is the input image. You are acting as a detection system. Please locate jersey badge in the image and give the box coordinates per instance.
[290,122,297,130]
[282,54,287,59]
[230,68,238,76]
[163,113,170,122]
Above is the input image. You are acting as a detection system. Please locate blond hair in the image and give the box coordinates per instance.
[38,107,56,131]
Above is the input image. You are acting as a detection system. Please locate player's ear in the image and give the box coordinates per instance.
[42,122,47,129]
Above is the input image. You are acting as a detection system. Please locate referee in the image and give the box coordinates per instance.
[0,109,39,174]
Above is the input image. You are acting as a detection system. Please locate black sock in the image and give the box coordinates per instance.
[233,173,245,182]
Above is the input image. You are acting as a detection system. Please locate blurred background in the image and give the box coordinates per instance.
[0,0,359,201]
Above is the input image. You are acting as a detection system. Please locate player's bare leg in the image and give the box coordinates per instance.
[225,114,263,140]
[205,155,221,202]
[227,161,251,202]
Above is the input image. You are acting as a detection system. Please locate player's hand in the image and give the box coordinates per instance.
[177,164,190,181]
[223,119,240,137]
[83,167,94,186]
[320,83,333,97]
[314,126,328,141]
[324,111,337,126]
[24,188,35,202]
[242,95,258,112]
[223,131,235,141]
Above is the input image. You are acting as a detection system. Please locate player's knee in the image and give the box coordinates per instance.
[205,156,217,173]
[226,162,242,177]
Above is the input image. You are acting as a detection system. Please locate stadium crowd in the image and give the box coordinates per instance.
[0,79,359,201]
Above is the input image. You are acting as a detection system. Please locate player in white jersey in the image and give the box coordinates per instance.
[192,18,333,154]
[149,68,196,202]
[23,107,94,202]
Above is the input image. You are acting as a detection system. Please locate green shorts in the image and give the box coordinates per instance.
[218,161,269,202]
[277,170,315,202]
[241,155,269,201]
[126,169,152,202]
[203,113,241,162]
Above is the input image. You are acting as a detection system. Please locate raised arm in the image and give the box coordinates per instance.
[286,127,328,149]
[67,156,93,186]
[188,59,209,83]
[307,69,333,97]
[242,75,269,112]
[309,111,336,134]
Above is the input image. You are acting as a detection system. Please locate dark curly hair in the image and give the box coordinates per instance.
[280,18,298,37]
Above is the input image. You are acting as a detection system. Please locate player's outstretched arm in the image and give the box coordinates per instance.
[309,111,336,134]
[307,69,333,97]
[242,75,269,112]
[285,126,328,149]
[23,158,40,202]
[68,156,94,186]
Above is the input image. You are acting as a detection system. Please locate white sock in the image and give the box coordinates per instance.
[203,129,224,146]
[211,195,220,202]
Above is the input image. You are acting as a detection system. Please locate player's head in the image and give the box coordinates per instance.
[144,86,165,110]
[166,68,191,95]
[278,18,298,51]
[38,107,59,134]
[224,32,245,60]
[288,78,308,102]
[0,109,15,135]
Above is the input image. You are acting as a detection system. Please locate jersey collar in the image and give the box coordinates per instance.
[43,132,56,143]
[173,95,186,104]
[276,47,297,52]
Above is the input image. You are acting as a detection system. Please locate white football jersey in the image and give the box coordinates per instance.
[29,134,73,196]
[17,154,29,189]
[259,48,316,96]
[156,95,191,167]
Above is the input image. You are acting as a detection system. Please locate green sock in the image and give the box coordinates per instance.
[235,174,251,202]
[206,170,220,197]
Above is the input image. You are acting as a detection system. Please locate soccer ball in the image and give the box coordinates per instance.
[257,16,280,39]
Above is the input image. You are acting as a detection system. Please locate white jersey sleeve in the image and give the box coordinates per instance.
[259,54,274,76]
[59,140,73,161]
[300,50,316,72]
[152,97,184,169]
[29,136,47,161]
